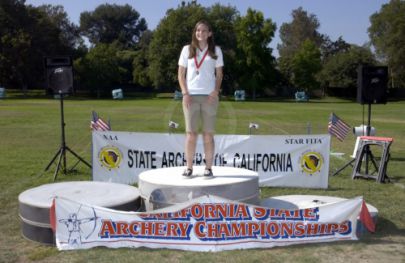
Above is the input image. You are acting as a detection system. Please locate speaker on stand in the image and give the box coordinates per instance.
[44,57,74,95]
[357,65,388,137]
[355,65,388,177]
[43,56,91,181]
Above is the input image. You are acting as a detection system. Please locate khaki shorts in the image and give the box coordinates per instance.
[183,95,219,133]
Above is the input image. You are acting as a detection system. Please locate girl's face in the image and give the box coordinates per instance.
[195,23,212,43]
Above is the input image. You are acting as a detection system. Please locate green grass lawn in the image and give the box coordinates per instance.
[0,95,404,263]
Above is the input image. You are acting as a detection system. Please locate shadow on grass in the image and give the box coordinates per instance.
[373,216,405,237]
[389,157,405,162]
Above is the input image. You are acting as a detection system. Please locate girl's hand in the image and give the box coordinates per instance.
[208,90,219,104]
[183,94,192,108]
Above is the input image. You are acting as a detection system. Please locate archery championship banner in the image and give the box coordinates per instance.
[52,195,363,251]
[92,132,330,188]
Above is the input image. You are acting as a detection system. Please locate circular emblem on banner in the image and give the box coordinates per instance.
[99,146,122,170]
[300,151,323,175]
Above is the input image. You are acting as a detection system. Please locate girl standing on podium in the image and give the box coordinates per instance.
[177,20,224,178]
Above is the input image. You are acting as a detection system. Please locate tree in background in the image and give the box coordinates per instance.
[116,49,137,86]
[0,0,31,89]
[132,30,153,87]
[278,7,324,58]
[290,39,321,92]
[369,0,405,88]
[77,3,149,92]
[278,7,324,90]
[317,36,351,95]
[234,8,277,99]
[206,4,239,94]
[37,5,83,52]
[0,0,80,90]
[320,36,351,62]
[318,45,376,95]
[80,3,147,48]
[74,43,124,97]
[147,2,206,89]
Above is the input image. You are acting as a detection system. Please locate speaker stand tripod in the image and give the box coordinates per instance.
[359,103,379,176]
[43,92,91,181]
[332,158,356,176]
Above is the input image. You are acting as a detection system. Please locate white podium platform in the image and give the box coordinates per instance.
[260,195,378,235]
[139,166,259,211]
[18,181,141,245]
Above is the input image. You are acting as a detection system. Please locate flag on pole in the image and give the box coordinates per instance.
[90,111,111,131]
[328,113,350,141]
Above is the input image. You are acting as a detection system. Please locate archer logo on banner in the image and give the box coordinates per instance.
[53,203,98,247]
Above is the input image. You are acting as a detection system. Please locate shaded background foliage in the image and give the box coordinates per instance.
[0,0,404,98]
[368,0,405,89]
[80,3,147,48]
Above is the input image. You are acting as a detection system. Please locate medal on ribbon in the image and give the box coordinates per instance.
[194,49,209,75]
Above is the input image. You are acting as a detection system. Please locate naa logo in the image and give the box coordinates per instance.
[98,146,122,170]
[299,151,323,175]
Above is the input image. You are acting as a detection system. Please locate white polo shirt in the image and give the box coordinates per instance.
[178,45,224,95]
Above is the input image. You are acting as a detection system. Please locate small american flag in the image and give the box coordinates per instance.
[90,111,111,131]
[328,113,350,141]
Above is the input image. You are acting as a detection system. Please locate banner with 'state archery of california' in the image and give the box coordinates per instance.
[92,132,330,188]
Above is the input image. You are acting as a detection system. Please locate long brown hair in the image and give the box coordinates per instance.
[188,20,217,59]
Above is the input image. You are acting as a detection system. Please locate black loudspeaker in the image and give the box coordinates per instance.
[357,65,388,104]
[44,57,73,94]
